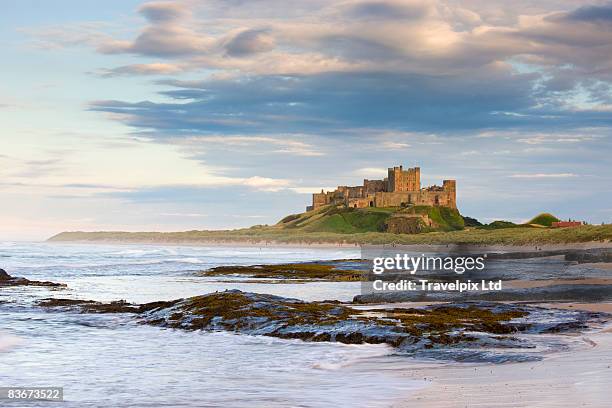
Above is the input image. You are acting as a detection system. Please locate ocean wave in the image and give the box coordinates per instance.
[110,248,177,256]
[311,344,393,370]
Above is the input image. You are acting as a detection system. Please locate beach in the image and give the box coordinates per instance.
[400,323,611,407]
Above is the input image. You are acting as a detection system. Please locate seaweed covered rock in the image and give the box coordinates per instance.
[36,290,607,362]
[199,262,364,282]
[0,268,66,288]
[38,298,178,313]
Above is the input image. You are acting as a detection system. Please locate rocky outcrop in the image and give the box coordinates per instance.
[37,290,607,363]
[0,268,11,280]
[0,268,66,288]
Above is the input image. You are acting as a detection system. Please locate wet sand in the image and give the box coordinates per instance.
[398,324,612,407]
[578,262,612,270]
[536,302,612,314]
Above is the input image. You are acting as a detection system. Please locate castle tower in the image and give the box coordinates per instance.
[388,166,421,192]
[442,180,457,209]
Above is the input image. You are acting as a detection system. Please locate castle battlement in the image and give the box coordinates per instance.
[307,165,456,211]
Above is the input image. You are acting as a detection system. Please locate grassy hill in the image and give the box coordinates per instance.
[276,205,464,233]
[477,212,562,230]
[527,213,561,227]
[479,220,518,230]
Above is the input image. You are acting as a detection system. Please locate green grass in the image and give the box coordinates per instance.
[301,207,392,233]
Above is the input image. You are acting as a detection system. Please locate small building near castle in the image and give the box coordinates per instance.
[307,165,456,211]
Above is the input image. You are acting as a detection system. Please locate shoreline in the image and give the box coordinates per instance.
[46,224,612,247]
[43,238,612,252]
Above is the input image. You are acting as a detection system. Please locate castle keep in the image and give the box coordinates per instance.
[307,166,456,211]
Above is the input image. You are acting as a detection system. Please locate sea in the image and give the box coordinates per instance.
[0,242,425,407]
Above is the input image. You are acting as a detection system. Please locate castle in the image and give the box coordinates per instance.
[307,166,456,211]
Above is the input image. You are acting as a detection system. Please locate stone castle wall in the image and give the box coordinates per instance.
[310,165,457,211]
[363,179,387,194]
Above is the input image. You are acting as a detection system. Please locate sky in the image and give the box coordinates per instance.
[1,0,611,240]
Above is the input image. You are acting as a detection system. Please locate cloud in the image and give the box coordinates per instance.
[30,1,612,81]
[159,212,209,217]
[239,176,290,191]
[289,186,337,194]
[94,63,183,77]
[10,158,66,179]
[23,1,612,134]
[517,133,598,144]
[89,70,540,135]
[0,181,134,197]
[171,135,323,156]
[380,141,410,149]
[509,173,577,178]
[224,29,275,56]
[355,167,388,177]
[344,0,431,20]
[139,1,188,23]
[560,4,612,23]
[25,0,594,137]
[98,2,211,57]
